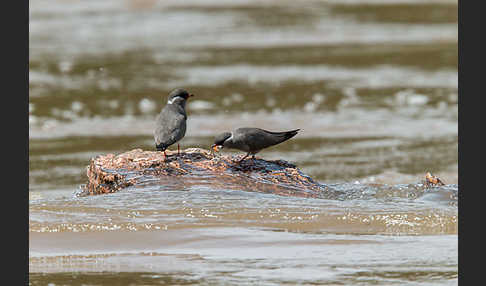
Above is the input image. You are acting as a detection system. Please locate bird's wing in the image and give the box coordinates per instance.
[235,128,299,151]
[154,108,186,146]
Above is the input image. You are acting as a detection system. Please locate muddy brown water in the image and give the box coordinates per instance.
[29,0,457,285]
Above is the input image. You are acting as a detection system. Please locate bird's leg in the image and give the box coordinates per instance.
[238,152,250,163]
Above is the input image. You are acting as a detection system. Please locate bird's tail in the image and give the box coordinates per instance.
[283,129,300,140]
[267,128,300,141]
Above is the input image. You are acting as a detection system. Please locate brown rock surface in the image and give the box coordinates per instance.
[78,148,457,202]
[79,148,329,197]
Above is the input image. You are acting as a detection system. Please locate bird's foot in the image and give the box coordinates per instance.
[237,156,247,164]
[236,154,255,165]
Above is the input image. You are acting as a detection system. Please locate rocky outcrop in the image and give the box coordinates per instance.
[78,148,455,201]
[78,148,327,197]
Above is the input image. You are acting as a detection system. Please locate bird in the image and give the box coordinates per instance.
[154,88,194,159]
[211,127,300,163]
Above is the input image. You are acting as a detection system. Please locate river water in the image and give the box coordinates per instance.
[29,0,458,285]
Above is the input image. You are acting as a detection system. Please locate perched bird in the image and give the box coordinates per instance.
[154,88,194,159]
[211,127,300,163]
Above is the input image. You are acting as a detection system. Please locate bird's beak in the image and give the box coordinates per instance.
[211,144,221,152]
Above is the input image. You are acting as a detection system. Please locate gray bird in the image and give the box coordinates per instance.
[211,127,300,163]
[154,88,194,159]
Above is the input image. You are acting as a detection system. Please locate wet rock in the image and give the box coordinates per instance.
[424,172,446,187]
[78,148,329,197]
[78,148,458,202]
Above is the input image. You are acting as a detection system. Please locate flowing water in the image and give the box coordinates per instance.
[29,0,458,285]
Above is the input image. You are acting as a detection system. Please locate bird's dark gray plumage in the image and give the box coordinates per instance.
[154,88,193,157]
[212,127,300,162]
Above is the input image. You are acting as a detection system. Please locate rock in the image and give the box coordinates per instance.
[77,148,457,203]
[78,148,329,197]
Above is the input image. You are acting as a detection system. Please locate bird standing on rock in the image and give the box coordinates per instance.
[154,88,194,160]
[211,127,300,163]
